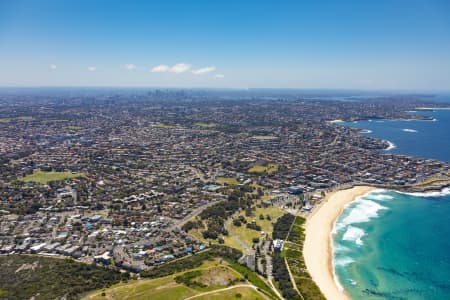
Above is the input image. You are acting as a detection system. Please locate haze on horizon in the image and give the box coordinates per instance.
[0,0,450,90]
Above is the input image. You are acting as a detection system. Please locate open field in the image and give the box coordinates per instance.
[86,275,197,300]
[19,170,84,184]
[215,177,239,185]
[151,123,177,129]
[252,136,278,141]
[65,125,83,130]
[0,118,11,123]
[17,116,34,121]
[86,259,255,300]
[194,122,216,128]
[248,163,278,174]
[192,286,267,300]
[224,205,284,250]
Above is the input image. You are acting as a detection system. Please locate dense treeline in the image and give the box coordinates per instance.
[0,255,128,300]
[181,219,204,232]
[197,188,253,240]
[272,253,301,299]
[270,213,301,299]
[141,245,242,279]
[272,213,296,240]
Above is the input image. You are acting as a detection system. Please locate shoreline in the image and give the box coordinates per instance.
[303,186,375,300]
[383,140,396,151]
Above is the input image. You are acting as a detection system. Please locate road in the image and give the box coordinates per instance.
[172,199,223,231]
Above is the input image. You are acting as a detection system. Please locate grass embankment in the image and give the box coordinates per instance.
[284,216,325,300]
[227,262,277,299]
[248,163,278,174]
[0,255,128,300]
[19,170,84,184]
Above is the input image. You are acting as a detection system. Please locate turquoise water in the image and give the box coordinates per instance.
[334,189,450,300]
[334,107,450,299]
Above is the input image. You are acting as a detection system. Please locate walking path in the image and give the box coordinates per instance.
[184,284,268,300]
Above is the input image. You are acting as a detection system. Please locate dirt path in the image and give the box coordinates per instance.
[184,284,268,300]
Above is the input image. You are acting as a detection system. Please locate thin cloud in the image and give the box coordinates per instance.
[123,64,136,71]
[151,65,170,73]
[214,74,225,79]
[49,64,57,70]
[170,63,191,73]
[88,66,96,72]
[191,66,216,75]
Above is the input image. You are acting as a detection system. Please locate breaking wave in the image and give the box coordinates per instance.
[338,198,388,228]
[366,193,394,201]
[342,226,366,245]
[334,256,356,266]
[396,187,450,198]
[384,140,396,151]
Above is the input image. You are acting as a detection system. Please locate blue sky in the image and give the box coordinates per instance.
[0,0,449,90]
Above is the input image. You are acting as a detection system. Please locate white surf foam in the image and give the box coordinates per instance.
[333,244,351,253]
[334,256,355,267]
[366,193,394,201]
[339,199,388,228]
[402,128,418,133]
[361,129,372,134]
[348,279,357,286]
[384,140,396,151]
[396,187,450,198]
[342,226,366,245]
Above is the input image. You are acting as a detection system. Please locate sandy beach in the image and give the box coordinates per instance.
[303,186,375,300]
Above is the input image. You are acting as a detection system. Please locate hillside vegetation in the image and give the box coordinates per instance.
[0,255,128,300]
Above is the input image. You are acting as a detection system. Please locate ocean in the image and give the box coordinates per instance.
[333,108,450,299]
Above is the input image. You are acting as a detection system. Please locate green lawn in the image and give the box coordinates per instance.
[194,122,216,128]
[87,276,197,300]
[252,135,278,141]
[0,118,11,123]
[227,263,277,299]
[247,163,278,174]
[65,125,83,130]
[86,259,245,300]
[194,286,268,300]
[224,206,284,250]
[19,170,84,184]
[215,177,239,185]
[17,116,34,121]
[151,123,177,129]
